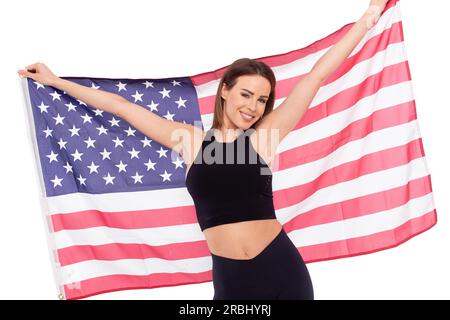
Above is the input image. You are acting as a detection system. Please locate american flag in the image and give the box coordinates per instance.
[21,0,437,300]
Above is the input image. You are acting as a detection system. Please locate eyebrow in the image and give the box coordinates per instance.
[241,88,269,99]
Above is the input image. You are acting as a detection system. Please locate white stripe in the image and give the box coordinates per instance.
[59,255,212,286]
[193,3,401,99]
[54,222,203,249]
[47,184,194,215]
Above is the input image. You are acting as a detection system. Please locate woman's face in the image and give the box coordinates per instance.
[220,75,271,130]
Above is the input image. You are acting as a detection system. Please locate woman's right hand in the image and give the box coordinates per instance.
[17,62,59,86]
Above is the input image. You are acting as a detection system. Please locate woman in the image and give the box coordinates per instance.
[18,0,389,300]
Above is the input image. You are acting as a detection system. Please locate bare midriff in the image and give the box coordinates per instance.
[203,219,283,260]
[187,130,282,260]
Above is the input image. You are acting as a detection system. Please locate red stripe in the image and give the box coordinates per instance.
[195,20,404,116]
[64,269,213,300]
[299,209,437,263]
[58,238,210,267]
[52,204,197,232]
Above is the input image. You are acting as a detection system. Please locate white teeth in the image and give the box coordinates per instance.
[240,111,254,120]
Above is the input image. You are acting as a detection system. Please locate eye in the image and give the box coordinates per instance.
[241,93,267,103]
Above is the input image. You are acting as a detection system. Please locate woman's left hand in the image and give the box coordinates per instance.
[365,0,390,29]
[369,0,390,13]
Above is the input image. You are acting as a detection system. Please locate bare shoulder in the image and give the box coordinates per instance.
[177,124,206,166]
[249,124,279,169]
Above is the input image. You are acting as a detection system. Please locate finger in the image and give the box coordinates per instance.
[25,62,40,72]
[18,69,36,79]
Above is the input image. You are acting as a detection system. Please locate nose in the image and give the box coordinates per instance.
[248,99,258,112]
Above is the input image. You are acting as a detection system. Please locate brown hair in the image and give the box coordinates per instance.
[211,58,276,130]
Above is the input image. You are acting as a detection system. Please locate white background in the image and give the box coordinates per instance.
[1,0,449,300]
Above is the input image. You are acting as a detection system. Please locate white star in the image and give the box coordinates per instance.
[63,161,73,173]
[116,81,127,92]
[171,80,181,86]
[43,126,53,138]
[112,136,124,148]
[77,174,87,186]
[71,149,83,162]
[53,113,65,125]
[99,148,112,160]
[131,171,144,184]
[131,90,144,103]
[172,156,184,169]
[163,110,175,121]
[159,170,172,182]
[37,101,50,113]
[84,136,96,148]
[175,96,187,108]
[87,161,100,174]
[156,147,168,158]
[115,160,128,173]
[159,87,171,99]
[143,80,154,88]
[50,90,62,101]
[68,125,81,137]
[144,158,156,171]
[96,125,108,135]
[91,82,100,89]
[50,175,63,187]
[34,81,45,89]
[46,150,59,163]
[77,99,87,106]
[140,136,152,148]
[103,172,116,185]
[146,100,159,112]
[93,109,104,117]
[108,117,120,127]
[57,138,68,150]
[127,147,140,159]
[124,126,136,136]
[65,102,77,112]
[81,113,93,124]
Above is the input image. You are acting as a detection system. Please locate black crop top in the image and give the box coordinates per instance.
[185,128,277,231]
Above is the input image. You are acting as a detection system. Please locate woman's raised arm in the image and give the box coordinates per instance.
[17,63,199,158]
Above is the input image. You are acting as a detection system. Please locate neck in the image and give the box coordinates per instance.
[214,126,244,143]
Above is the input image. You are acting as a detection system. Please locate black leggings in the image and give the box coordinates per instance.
[211,227,314,300]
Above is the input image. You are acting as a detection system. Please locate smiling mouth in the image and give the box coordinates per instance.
[240,111,255,121]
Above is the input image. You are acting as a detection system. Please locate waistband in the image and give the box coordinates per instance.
[210,227,285,263]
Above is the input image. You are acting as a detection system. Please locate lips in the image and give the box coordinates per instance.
[240,111,255,121]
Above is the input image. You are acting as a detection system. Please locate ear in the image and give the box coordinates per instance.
[221,83,229,100]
